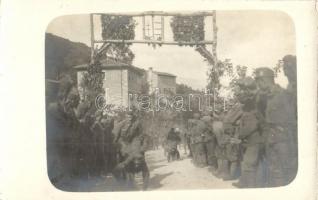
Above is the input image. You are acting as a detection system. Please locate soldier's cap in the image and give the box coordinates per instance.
[236,77,256,90]
[254,67,275,79]
[282,55,296,64]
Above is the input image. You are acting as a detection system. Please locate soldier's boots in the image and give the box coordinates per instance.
[232,171,256,188]
[223,161,240,181]
[212,159,224,178]
[219,159,231,179]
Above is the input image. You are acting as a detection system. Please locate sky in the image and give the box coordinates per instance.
[46,11,296,92]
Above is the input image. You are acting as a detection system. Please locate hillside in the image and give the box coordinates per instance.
[45,33,90,80]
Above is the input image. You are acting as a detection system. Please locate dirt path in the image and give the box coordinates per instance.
[55,147,235,191]
[146,147,235,190]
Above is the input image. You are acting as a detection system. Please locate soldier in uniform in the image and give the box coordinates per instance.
[90,110,105,177]
[189,113,209,167]
[187,119,194,157]
[90,110,115,177]
[255,67,297,187]
[222,105,242,181]
[46,76,80,184]
[166,127,181,162]
[112,111,150,190]
[211,110,227,178]
[99,114,115,176]
[76,100,96,179]
[232,77,264,188]
[282,55,298,177]
[201,113,218,170]
[282,55,297,103]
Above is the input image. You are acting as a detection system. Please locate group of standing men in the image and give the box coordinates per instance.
[47,75,150,190]
[186,55,297,188]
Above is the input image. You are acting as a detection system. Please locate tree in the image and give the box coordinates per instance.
[80,60,104,111]
[140,80,150,95]
[206,59,233,92]
[273,59,284,77]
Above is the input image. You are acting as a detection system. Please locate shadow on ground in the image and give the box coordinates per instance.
[148,172,173,190]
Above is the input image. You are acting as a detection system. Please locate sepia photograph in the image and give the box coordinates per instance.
[45,11,298,192]
[2,0,318,199]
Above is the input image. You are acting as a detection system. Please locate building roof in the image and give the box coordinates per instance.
[74,59,177,78]
[154,71,176,77]
[73,59,145,74]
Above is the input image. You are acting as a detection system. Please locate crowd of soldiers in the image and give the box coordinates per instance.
[46,55,296,190]
[46,75,150,190]
[185,55,297,188]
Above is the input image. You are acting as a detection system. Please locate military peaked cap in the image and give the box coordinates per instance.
[237,77,256,90]
[254,67,275,79]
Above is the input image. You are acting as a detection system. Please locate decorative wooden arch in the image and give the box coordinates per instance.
[89,11,218,66]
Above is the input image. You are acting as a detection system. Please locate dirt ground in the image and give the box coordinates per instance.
[146,147,235,190]
[54,147,235,192]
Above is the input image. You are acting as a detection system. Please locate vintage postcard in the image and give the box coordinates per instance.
[0,0,317,200]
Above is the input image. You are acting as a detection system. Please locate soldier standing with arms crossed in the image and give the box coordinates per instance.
[254,67,297,187]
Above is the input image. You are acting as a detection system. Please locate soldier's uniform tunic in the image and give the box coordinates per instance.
[263,84,297,186]
[201,115,217,168]
[187,119,195,157]
[190,119,209,167]
[237,107,264,187]
[113,117,150,189]
[212,117,227,177]
[222,104,243,180]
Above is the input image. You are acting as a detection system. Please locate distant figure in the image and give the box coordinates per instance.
[186,119,194,157]
[166,128,181,162]
[152,134,160,150]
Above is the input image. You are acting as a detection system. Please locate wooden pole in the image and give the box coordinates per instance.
[90,14,95,64]
[211,11,218,93]
[152,15,155,40]
[94,39,215,45]
[161,16,165,40]
[142,15,146,40]
[93,11,215,17]
[212,11,217,60]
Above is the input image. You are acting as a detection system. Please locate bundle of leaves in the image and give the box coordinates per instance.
[170,16,205,45]
[80,60,105,108]
[100,15,137,64]
[206,60,231,91]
